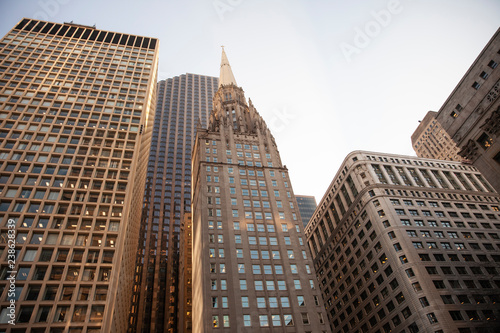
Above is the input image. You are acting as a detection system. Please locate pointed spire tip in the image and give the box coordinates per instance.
[219,47,237,88]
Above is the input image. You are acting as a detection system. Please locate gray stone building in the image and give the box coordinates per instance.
[434,28,500,192]
[306,151,500,333]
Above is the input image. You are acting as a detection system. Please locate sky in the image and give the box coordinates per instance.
[1,0,499,202]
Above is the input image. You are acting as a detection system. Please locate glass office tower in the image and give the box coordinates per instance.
[129,74,218,333]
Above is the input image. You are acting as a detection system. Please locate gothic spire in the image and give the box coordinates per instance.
[219,47,237,87]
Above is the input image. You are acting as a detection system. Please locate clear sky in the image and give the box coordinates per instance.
[1,0,499,202]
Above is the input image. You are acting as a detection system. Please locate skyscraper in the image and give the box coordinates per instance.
[305,151,500,333]
[296,195,318,228]
[129,73,218,333]
[191,49,331,332]
[434,28,500,192]
[0,18,158,332]
[411,111,463,162]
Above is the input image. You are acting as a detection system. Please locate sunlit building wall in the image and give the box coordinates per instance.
[411,111,463,162]
[0,18,158,332]
[192,50,331,332]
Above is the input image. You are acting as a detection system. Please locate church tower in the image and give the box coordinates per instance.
[192,49,331,332]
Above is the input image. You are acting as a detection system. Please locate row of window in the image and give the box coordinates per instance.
[405,229,499,240]
[0,303,104,324]
[1,247,114,263]
[400,219,500,229]
[365,154,477,171]
[238,294,319,308]
[372,163,494,192]
[211,313,298,328]
[2,32,155,56]
[393,208,498,220]
[0,199,125,216]
[411,241,499,251]
[210,261,311,276]
[1,106,142,123]
[432,278,500,290]
[384,188,500,204]
[0,215,120,231]
[2,283,107,303]
[232,248,307,260]
[390,198,499,211]
[205,156,272,167]
[5,229,116,246]
[0,264,111,283]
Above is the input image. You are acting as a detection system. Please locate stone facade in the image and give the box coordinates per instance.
[306,151,500,333]
[191,50,331,332]
[434,28,500,193]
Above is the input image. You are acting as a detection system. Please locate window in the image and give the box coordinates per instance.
[294,280,302,289]
[488,60,498,69]
[278,281,287,290]
[243,315,251,327]
[407,230,417,237]
[257,297,266,308]
[255,280,264,291]
[433,280,445,289]
[283,314,294,326]
[259,315,269,327]
[240,279,247,290]
[301,313,309,325]
[449,311,463,321]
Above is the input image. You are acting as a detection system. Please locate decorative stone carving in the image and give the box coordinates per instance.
[458,139,479,161]
[479,106,500,136]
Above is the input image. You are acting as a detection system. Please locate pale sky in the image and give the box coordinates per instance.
[1,0,499,202]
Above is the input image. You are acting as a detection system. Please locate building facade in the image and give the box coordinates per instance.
[296,195,317,228]
[129,74,218,332]
[178,212,193,333]
[191,49,331,332]
[0,18,158,332]
[305,151,500,333]
[434,28,500,192]
[411,111,463,162]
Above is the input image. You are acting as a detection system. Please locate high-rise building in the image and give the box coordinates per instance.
[411,111,463,162]
[129,74,218,333]
[296,195,317,228]
[191,49,331,332]
[305,150,500,333]
[0,18,158,332]
[434,28,500,192]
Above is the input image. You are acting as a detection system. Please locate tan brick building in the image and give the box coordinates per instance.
[0,18,158,332]
[411,111,463,162]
